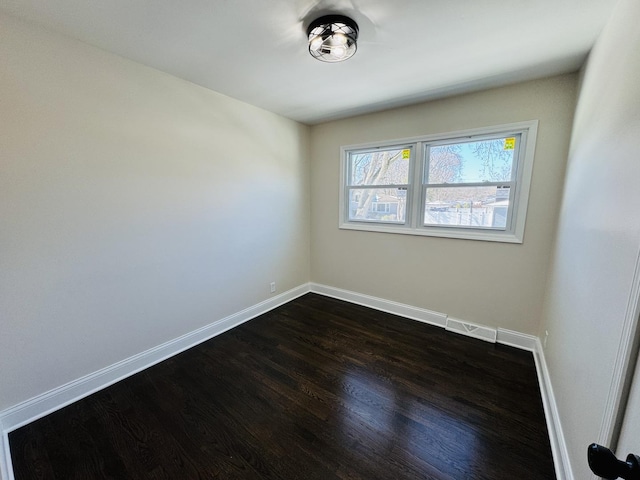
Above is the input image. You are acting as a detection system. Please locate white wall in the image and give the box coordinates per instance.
[310,75,577,335]
[0,13,310,412]
[538,0,640,476]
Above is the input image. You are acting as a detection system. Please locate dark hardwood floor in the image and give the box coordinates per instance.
[9,293,555,479]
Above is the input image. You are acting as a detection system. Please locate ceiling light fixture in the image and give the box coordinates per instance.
[307,15,359,63]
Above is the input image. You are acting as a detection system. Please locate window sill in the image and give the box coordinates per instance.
[339,221,523,244]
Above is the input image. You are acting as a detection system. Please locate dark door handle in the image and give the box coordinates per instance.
[588,443,640,480]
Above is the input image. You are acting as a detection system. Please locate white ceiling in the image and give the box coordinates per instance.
[0,0,619,124]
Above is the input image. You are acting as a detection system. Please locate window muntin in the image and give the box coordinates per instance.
[346,146,412,224]
[340,122,538,243]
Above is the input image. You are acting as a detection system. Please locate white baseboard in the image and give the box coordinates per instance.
[533,338,574,480]
[310,284,543,352]
[309,283,448,327]
[0,284,311,479]
[309,283,570,479]
[497,327,537,351]
[0,283,571,480]
[0,285,310,436]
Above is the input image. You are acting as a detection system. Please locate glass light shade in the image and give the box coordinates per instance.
[307,15,359,63]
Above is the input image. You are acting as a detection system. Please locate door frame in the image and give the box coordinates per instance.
[597,245,640,453]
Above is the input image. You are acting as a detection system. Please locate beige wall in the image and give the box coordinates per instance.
[539,0,640,476]
[0,13,310,411]
[310,75,577,334]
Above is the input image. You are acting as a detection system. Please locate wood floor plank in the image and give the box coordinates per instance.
[9,293,555,479]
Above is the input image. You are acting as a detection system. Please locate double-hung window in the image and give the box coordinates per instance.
[340,121,538,243]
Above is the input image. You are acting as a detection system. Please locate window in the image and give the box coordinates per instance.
[346,145,411,224]
[339,121,538,243]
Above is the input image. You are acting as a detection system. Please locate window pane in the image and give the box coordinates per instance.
[348,188,407,223]
[424,186,510,229]
[350,148,410,185]
[427,136,517,184]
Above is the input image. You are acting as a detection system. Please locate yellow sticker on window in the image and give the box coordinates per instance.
[504,138,516,150]
[402,149,411,159]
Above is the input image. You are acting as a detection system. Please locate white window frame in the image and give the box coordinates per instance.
[339,121,538,243]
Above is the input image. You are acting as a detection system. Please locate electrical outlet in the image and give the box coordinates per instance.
[270,282,276,294]
[543,330,549,349]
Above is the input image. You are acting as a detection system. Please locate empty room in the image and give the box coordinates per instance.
[1,0,639,479]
